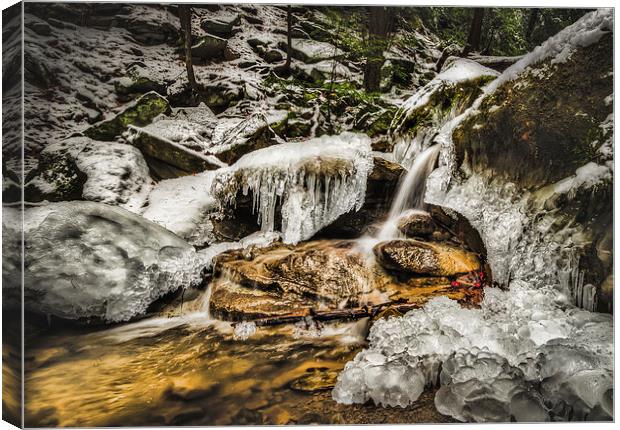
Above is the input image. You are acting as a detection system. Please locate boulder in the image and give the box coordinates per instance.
[373,239,480,276]
[192,34,228,62]
[284,38,343,63]
[210,239,484,321]
[200,12,240,37]
[114,64,167,99]
[84,91,170,141]
[22,201,204,323]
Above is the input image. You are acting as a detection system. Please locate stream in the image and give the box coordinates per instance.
[23,315,452,426]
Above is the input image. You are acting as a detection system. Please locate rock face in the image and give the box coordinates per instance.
[453,34,613,189]
[449,12,612,311]
[373,239,480,276]
[84,91,171,141]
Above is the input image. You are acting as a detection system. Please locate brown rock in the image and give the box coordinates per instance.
[373,239,480,276]
[396,210,434,237]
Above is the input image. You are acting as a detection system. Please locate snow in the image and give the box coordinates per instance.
[486,9,613,94]
[140,172,219,246]
[23,201,210,322]
[212,132,374,244]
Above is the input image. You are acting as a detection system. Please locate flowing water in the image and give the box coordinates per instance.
[376,144,441,241]
[21,313,452,427]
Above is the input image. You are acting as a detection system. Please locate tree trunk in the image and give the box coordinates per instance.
[363,6,394,93]
[525,8,540,41]
[462,8,485,56]
[179,5,199,93]
[284,6,292,70]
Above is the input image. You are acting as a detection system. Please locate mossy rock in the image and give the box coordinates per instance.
[84,92,170,141]
[453,33,613,189]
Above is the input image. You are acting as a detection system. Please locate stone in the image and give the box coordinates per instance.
[373,239,480,276]
[263,49,284,64]
[396,210,435,238]
[200,13,240,37]
[114,64,167,98]
[84,91,170,141]
[284,38,344,64]
[192,34,228,62]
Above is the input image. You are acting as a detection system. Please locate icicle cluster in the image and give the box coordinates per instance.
[211,132,374,244]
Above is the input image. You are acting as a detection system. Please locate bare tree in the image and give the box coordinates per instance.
[363,6,394,93]
[462,8,485,56]
[284,6,293,70]
[179,5,199,92]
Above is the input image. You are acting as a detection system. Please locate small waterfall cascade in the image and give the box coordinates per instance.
[376,144,441,241]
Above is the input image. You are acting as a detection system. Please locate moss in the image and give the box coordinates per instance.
[85,92,170,141]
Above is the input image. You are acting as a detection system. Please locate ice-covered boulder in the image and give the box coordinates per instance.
[23,201,208,322]
[211,132,374,244]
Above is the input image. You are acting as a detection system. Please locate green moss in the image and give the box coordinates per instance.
[85,92,170,141]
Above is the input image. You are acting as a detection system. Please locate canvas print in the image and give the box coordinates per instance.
[1,1,614,426]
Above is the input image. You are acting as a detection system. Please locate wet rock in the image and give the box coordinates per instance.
[290,368,339,392]
[213,240,374,309]
[84,91,171,141]
[28,20,52,36]
[397,210,435,238]
[373,239,480,276]
[192,34,228,62]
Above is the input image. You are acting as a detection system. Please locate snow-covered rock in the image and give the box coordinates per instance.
[211,132,374,244]
[26,136,153,212]
[287,38,344,63]
[23,201,208,322]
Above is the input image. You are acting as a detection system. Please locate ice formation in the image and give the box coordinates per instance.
[233,321,257,340]
[211,132,374,244]
[333,10,613,421]
[140,172,219,246]
[23,201,209,322]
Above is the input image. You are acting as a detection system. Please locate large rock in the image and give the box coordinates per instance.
[373,239,480,276]
[125,108,289,178]
[210,239,484,320]
[22,201,205,323]
[84,91,170,141]
[453,35,612,189]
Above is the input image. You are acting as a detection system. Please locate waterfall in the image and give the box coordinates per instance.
[376,144,441,241]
